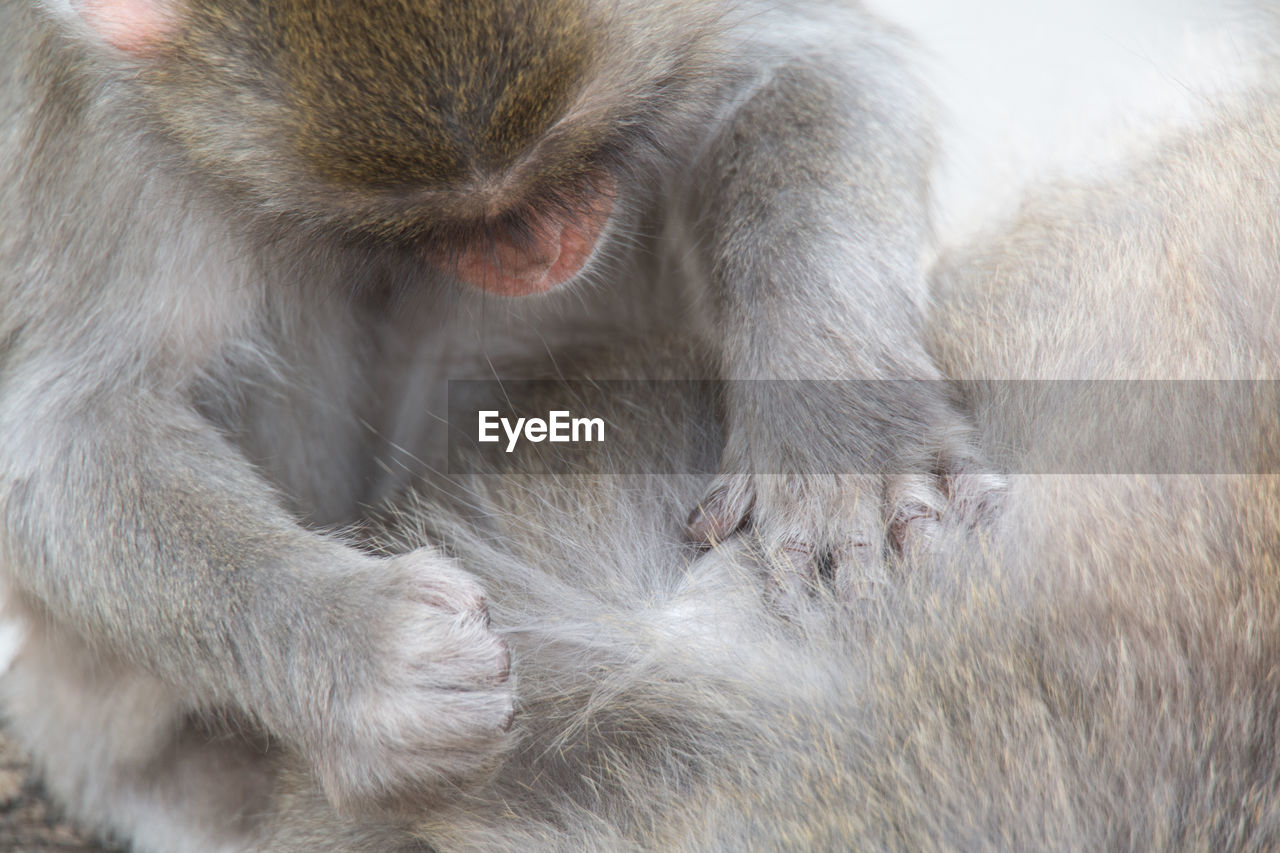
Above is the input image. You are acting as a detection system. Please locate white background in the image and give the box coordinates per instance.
[864,0,1270,242]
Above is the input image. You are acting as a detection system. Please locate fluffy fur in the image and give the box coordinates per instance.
[3,0,1279,849]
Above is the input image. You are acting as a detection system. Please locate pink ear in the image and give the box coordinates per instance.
[75,0,178,54]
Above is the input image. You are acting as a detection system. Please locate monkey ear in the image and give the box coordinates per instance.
[49,0,179,55]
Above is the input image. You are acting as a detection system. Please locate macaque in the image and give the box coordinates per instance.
[0,0,974,844]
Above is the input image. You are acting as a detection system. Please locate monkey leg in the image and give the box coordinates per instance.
[0,616,280,853]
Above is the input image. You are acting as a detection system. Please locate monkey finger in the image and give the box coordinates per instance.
[390,549,492,623]
[886,473,946,555]
[687,475,754,545]
[942,464,1009,527]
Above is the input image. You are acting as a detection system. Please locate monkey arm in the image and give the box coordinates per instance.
[687,11,996,593]
[0,384,386,726]
[700,55,937,383]
[0,372,512,811]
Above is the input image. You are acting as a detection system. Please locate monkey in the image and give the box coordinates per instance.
[4,39,1277,850]
[0,0,987,841]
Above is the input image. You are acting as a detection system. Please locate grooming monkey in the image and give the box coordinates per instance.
[6,56,1278,853]
[0,0,975,835]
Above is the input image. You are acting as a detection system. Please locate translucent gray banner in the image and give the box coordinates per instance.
[445,380,1280,475]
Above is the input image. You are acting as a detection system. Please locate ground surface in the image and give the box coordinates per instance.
[0,731,109,852]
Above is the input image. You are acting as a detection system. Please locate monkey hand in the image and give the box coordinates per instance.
[311,548,514,815]
[687,387,1003,611]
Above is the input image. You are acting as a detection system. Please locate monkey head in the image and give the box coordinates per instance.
[65,0,723,295]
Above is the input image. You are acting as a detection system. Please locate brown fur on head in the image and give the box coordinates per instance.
[278,0,595,187]
[68,0,726,288]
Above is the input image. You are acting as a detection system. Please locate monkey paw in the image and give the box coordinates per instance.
[315,550,514,815]
[688,426,1003,612]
